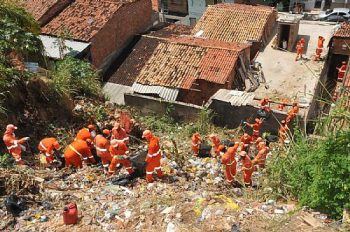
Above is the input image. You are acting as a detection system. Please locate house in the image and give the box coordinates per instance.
[151,0,189,25]
[192,3,277,58]
[23,0,153,72]
[132,36,251,105]
[330,22,350,57]
[187,0,234,26]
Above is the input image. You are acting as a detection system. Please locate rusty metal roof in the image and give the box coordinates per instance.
[134,36,249,89]
[192,3,277,43]
[208,89,255,106]
[131,83,179,101]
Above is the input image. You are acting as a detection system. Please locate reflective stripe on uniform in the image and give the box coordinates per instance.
[96,147,107,152]
[15,157,22,161]
[227,179,233,183]
[103,164,109,168]
[146,171,153,175]
[147,150,161,158]
[125,167,132,170]
[88,156,94,159]
[69,145,84,161]
[45,153,51,157]
[7,140,18,150]
[227,160,236,166]
[154,166,161,170]
[39,141,47,150]
[192,143,199,146]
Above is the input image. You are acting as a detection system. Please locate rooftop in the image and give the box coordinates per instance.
[192,3,276,43]
[107,24,192,86]
[41,0,134,41]
[22,0,64,21]
[135,36,249,89]
[333,22,350,38]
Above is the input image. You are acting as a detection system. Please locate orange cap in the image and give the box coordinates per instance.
[6,124,17,130]
[240,151,247,157]
[102,129,110,136]
[88,124,96,130]
[142,130,152,138]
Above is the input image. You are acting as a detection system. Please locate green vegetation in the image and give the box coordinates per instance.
[51,57,101,97]
[0,0,42,114]
[264,97,350,219]
[0,153,13,168]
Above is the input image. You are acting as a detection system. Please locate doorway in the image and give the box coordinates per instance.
[279,24,290,49]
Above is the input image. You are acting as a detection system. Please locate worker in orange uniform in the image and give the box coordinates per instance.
[76,124,97,141]
[239,151,253,187]
[111,122,129,144]
[277,99,288,111]
[94,129,112,173]
[191,132,201,156]
[38,137,60,164]
[286,102,299,124]
[315,36,325,61]
[244,118,263,142]
[64,139,96,168]
[143,130,163,183]
[221,143,239,185]
[3,124,29,165]
[252,142,268,170]
[108,139,134,175]
[279,120,290,146]
[260,97,271,112]
[295,38,304,61]
[209,133,221,156]
[337,61,347,82]
[240,133,252,151]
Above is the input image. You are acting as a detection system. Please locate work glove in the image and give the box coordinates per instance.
[243,121,247,125]
[23,137,30,141]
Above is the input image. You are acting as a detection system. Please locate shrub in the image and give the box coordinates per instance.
[0,153,13,168]
[52,57,101,97]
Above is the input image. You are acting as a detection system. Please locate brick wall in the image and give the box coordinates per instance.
[90,0,152,69]
[332,37,350,56]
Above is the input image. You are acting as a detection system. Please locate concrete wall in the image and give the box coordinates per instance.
[90,0,152,69]
[208,99,288,135]
[124,93,202,121]
[167,0,188,15]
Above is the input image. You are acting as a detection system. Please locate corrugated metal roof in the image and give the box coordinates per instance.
[209,89,255,106]
[131,83,179,101]
[40,35,90,59]
[102,83,132,105]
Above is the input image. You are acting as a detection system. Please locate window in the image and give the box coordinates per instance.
[205,0,222,6]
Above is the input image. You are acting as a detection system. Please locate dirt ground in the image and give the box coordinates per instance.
[255,21,336,104]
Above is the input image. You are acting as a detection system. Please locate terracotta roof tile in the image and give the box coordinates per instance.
[22,0,63,21]
[192,3,276,43]
[334,22,350,38]
[135,37,249,89]
[41,0,133,41]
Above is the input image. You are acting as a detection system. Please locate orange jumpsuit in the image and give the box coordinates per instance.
[286,105,299,123]
[246,120,262,142]
[295,41,303,61]
[3,132,26,165]
[94,134,112,169]
[277,99,288,111]
[252,145,268,169]
[221,144,238,184]
[145,136,163,183]
[76,128,92,141]
[38,137,59,164]
[338,64,347,81]
[108,141,134,175]
[210,135,221,156]
[279,124,289,145]
[191,133,201,155]
[241,155,254,186]
[260,98,271,112]
[64,140,96,168]
[315,37,325,60]
[240,134,252,151]
[111,127,129,144]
